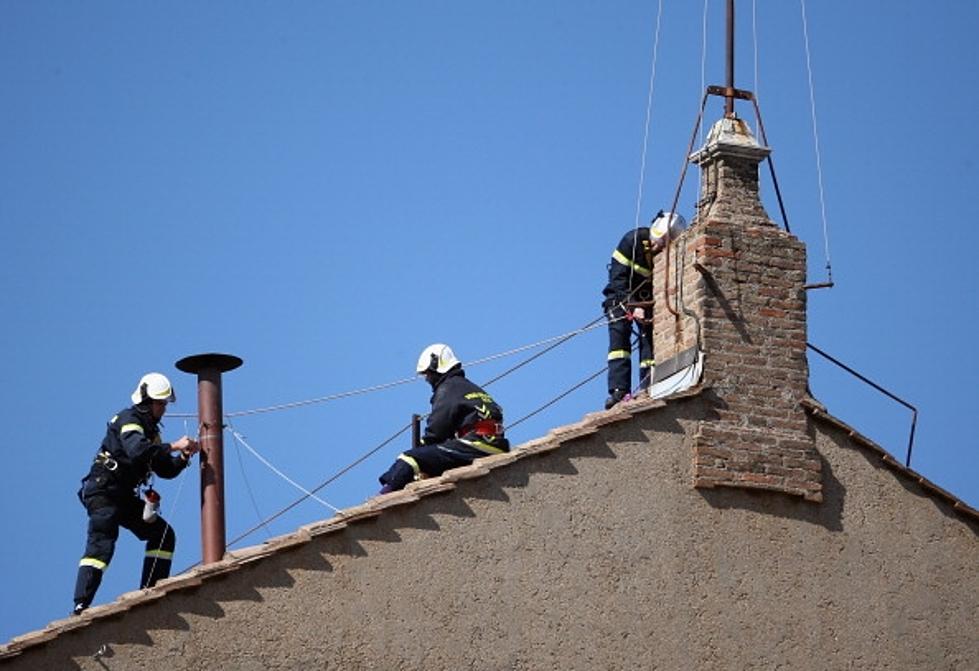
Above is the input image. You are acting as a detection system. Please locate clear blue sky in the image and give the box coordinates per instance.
[1,1,976,644]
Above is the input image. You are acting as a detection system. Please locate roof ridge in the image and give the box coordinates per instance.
[0,389,692,660]
[5,387,975,661]
[801,396,979,524]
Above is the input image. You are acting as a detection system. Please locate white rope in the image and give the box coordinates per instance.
[223,376,418,418]
[228,425,343,514]
[701,0,709,111]
[752,0,760,102]
[696,0,710,223]
[626,0,664,292]
[230,423,273,539]
[143,419,193,581]
[800,0,833,273]
[169,317,615,419]
[631,0,664,232]
[464,318,612,368]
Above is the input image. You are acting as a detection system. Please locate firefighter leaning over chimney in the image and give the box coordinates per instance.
[602,211,686,409]
[72,373,200,616]
[378,344,510,493]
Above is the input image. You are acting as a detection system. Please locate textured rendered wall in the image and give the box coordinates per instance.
[7,397,978,670]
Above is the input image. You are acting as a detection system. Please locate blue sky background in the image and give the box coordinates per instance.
[1,1,976,644]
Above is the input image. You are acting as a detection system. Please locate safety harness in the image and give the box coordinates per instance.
[94,450,119,472]
[457,419,504,439]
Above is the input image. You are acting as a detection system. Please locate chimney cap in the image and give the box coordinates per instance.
[690,116,770,164]
[176,353,243,375]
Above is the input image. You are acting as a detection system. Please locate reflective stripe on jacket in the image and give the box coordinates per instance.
[422,368,509,454]
[83,405,188,496]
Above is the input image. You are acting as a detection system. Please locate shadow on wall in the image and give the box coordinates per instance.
[696,410,845,533]
[698,263,752,344]
[21,421,629,668]
[696,453,844,533]
[687,387,843,531]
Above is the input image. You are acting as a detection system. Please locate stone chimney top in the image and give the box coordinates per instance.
[689,115,773,229]
[650,112,822,502]
[690,116,770,164]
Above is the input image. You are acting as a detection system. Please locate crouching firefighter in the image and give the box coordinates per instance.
[379,344,509,493]
[72,372,200,615]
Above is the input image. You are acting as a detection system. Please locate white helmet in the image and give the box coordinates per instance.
[650,211,687,240]
[416,343,461,375]
[131,372,176,404]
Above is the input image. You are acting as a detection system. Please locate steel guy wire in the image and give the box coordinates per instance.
[752,0,760,104]
[506,365,608,431]
[627,0,664,297]
[228,423,343,514]
[230,424,273,540]
[216,311,629,549]
[223,422,413,551]
[464,318,611,370]
[800,0,834,282]
[698,0,709,224]
[221,376,418,418]
[479,313,612,388]
[182,310,636,559]
[143,418,194,588]
[168,318,616,420]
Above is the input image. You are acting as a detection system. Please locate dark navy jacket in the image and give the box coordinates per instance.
[82,405,189,499]
[602,227,654,305]
[423,368,509,454]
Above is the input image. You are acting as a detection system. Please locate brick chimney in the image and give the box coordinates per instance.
[653,116,822,502]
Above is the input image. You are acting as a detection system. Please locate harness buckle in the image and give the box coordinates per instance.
[95,450,118,472]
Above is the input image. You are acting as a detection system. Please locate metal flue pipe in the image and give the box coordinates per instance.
[175,352,243,565]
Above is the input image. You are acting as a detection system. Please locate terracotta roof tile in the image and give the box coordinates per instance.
[802,397,979,523]
[298,516,349,538]
[5,386,976,659]
[439,463,491,482]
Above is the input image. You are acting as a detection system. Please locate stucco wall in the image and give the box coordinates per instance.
[7,397,978,670]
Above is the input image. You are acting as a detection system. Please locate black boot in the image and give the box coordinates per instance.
[604,389,630,409]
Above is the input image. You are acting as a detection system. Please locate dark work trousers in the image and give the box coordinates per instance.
[606,302,654,394]
[379,440,488,491]
[73,493,176,609]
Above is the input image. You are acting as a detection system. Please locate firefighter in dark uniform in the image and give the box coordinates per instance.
[379,344,509,492]
[602,211,686,409]
[72,372,199,615]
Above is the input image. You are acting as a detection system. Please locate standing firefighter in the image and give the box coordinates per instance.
[72,372,199,615]
[379,344,509,493]
[602,211,686,409]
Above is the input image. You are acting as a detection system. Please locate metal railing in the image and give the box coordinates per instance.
[807,343,918,467]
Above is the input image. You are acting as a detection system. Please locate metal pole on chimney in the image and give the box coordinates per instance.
[725,0,736,117]
[175,352,243,565]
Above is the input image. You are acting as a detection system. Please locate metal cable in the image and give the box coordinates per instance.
[230,424,273,540]
[506,366,608,431]
[223,422,413,550]
[142,418,194,587]
[228,424,343,514]
[627,0,665,296]
[480,314,610,388]
[800,0,834,282]
[168,320,617,420]
[218,312,627,549]
[752,0,760,103]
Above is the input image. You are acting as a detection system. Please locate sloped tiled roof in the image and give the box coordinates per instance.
[801,397,979,520]
[1,388,976,661]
